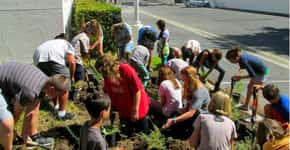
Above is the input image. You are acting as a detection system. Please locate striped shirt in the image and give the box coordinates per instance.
[0,62,48,106]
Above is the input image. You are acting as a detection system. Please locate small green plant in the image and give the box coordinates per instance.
[199,69,207,78]
[235,136,260,150]
[102,124,120,136]
[233,80,244,94]
[138,125,166,150]
[231,101,240,121]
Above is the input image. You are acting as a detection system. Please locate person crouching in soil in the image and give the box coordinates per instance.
[95,53,150,137]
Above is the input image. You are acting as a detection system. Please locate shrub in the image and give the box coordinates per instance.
[73,0,121,54]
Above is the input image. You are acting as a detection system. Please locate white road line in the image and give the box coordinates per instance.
[140,10,290,70]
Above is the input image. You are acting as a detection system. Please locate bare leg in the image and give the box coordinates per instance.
[59,91,69,111]
[0,118,14,150]
[22,101,40,142]
[13,100,24,124]
[244,79,262,106]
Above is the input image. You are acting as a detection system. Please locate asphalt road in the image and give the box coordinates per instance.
[121,2,289,106]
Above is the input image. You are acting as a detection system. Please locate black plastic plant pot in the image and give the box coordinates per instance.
[232,92,241,103]
[106,133,120,147]
[151,76,158,85]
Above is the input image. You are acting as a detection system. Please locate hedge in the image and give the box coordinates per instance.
[73,0,122,54]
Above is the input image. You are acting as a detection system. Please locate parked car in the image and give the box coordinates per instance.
[184,0,210,8]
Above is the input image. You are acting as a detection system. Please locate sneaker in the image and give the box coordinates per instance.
[242,115,264,123]
[238,105,249,111]
[29,134,54,146]
[57,112,75,121]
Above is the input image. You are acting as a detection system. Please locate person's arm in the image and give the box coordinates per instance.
[131,90,141,121]
[187,125,200,148]
[230,138,235,150]
[160,94,166,106]
[89,37,100,50]
[158,84,166,106]
[202,63,216,79]
[163,108,197,128]
[230,124,237,150]
[67,53,76,82]
[197,51,208,73]
[147,49,152,69]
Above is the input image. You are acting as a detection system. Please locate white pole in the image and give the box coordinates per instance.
[133,0,142,44]
[134,0,141,24]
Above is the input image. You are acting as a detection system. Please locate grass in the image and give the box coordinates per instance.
[14,98,89,149]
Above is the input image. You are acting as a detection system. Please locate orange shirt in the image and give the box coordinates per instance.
[263,135,290,150]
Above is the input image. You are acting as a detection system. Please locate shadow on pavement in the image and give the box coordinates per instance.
[209,27,289,56]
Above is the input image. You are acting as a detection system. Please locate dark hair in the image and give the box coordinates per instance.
[85,94,111,119]
[263,84,280,101]
[141,29,157,49]
[113,15,122,24]
[156,19,166,39]
[212,49,222,60]
[156,19,166,30]
[181,46,192,58]
[54,33,66,39]
[226,46,241,60]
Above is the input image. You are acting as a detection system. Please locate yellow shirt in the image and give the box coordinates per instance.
[263,135,290,150]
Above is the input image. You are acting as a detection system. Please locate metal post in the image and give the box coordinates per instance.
[133,0,142,44]
[134,0,141,24]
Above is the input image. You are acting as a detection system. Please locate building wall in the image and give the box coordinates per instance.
[0,0,74,63]
[62,0,74,34]
[209,0,289,16]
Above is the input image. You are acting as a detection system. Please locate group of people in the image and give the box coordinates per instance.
[97,17,289,150]
[0,18,104,149]
[0,15,289,150]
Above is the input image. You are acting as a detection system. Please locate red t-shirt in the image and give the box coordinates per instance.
[104,63,150,119]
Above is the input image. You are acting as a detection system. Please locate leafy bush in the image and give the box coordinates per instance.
[73,0,121,53]
[138,125,167,150]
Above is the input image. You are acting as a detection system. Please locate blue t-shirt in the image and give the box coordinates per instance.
[239,53,268,77]
[272,95,290,122]
[137,25,157,44]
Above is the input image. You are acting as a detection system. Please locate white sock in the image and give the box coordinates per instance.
[54,104,60,110]
[58,110,66,117]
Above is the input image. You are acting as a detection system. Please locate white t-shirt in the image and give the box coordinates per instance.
[167,58,188,80]
[158,79,183,117]
[130,45,150,66]
[33,39,75,66]
[71,33,90,65]
[193,114,237,150]
[185,40,201,55]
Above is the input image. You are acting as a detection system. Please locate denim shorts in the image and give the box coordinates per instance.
[0,89,13,121]
[253,74,267,83]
